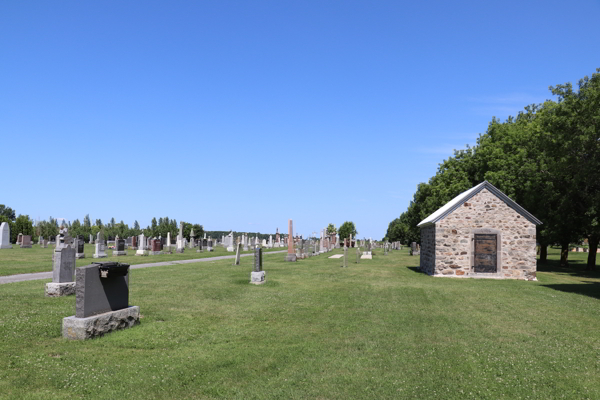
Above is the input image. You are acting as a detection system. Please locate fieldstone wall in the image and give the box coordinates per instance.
[422,188,537,280]
[419,225,435,275]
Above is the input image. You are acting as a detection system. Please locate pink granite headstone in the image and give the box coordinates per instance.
[285,219,297,261]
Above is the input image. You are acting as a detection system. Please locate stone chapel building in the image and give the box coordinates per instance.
[417,181,541,280]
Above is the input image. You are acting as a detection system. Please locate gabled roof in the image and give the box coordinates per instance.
[417,181,542,228]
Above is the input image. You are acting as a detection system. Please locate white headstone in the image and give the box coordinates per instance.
[0,222,12,249]
[136,234,147,255]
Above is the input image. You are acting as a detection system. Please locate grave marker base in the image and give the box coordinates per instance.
[112,251,127,256]
[285,254,297,262]
[250,271,266,285]
[75,253,85,259]
[62,306,140,340]
[149,251,162,255]
[45,282,76,297]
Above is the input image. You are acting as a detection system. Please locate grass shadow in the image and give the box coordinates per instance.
[542,281,600,300]
[407,266,427,275]
[537,258,600,279]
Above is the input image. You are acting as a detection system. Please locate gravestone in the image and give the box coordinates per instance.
[176,222,185,253]
[75,235,86,259]
[227,232,234,252]
[17,233,23,245]
[46,245,76,297]
[196,236,203,253]
[20,235,32,248]
[342,246,347,268]
[189,228,195,249]
[234,242,242,265]
[0,222,12,249]
[93,232,107,258]
[136,234,148,256]
[243,234,249,251]
[113,238,127,256]
[356,245,361,264]
[250,246,266,285]
[150,239,162,255]
[131,235,138,250]
[285,220,297,262]
[411,242,420,256]
[207,237,213,252]
[39,235,43,246]
[89,234,94,245]
[62,262,139,340]
[41,239,48,248]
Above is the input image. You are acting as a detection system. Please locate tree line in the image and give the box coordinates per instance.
[0,209,205,243]
[385,68,600,270]
[0,207,289,245]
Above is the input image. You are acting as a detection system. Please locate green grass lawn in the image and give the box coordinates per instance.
[0,247,598,399]
[0,244,285,276]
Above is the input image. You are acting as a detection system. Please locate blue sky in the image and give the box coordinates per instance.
[1,0,599,239]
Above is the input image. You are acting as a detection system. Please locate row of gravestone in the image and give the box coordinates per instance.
[47,240,268,340]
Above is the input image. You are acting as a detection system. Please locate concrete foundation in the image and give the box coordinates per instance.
[62,306,140,340]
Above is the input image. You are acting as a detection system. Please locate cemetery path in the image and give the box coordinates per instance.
[0,250,288,284]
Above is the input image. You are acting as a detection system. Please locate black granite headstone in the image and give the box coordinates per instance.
[75,263,130,318]
[117,239,125,251]
[253,247,262,272]
[77,236,85,253]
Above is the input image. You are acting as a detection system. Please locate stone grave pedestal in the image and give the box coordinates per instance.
[46,246,76,297]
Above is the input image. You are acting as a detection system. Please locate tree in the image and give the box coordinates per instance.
[83,214,91,228]
[541,68,600,269]
[326,223,337,236]
[0,205,16,221]
[13,215,34,243]
[338,221,357,240]
[71,219,82,238]
[151,218,158,237]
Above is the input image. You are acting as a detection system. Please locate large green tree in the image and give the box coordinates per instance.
[13,215,34,243]
[338,221,357,240]
[0,205,16,221]
[540,69,600,269]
